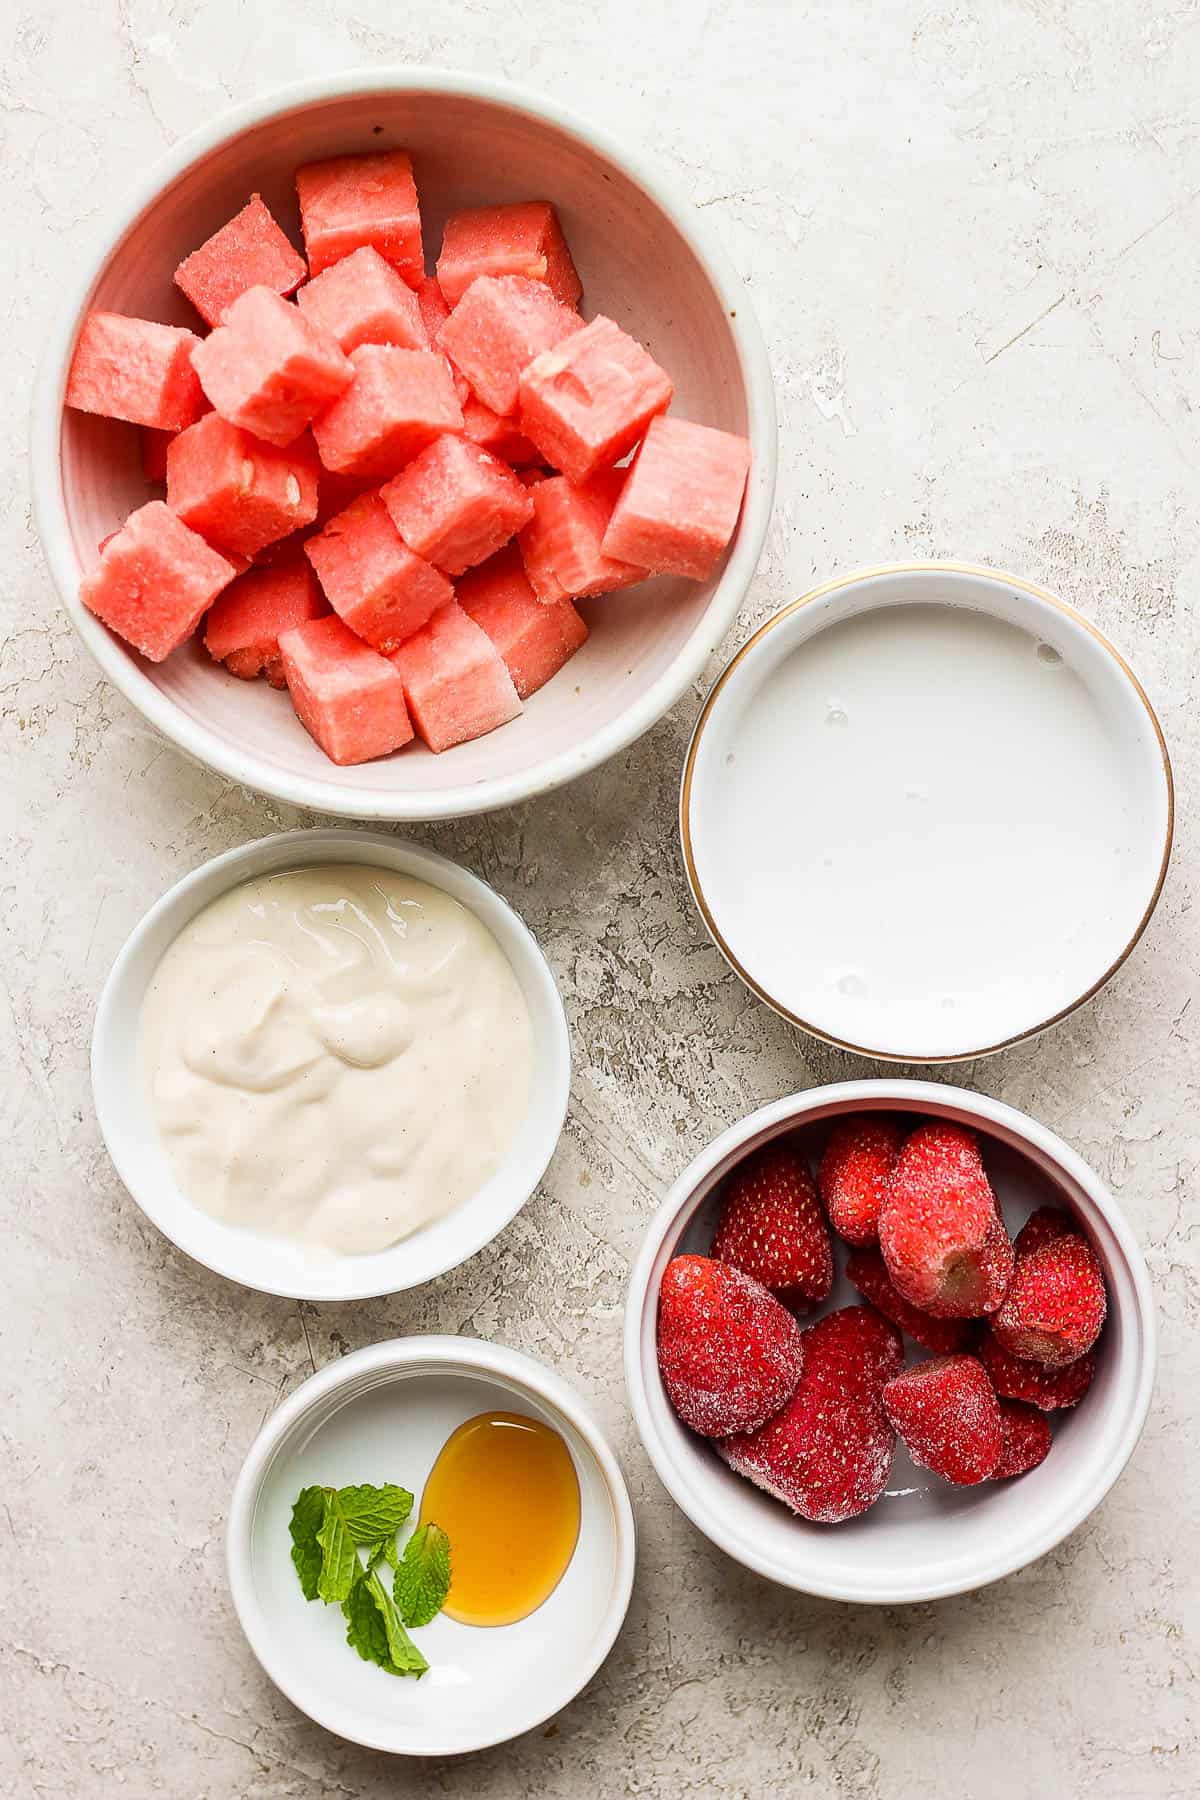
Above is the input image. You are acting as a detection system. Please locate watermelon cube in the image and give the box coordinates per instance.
[174,193,307,328]
[310,345,464,480]
[295,150,423,285]
[192,286,353,447]
[437,201,582,309]
[457,546,588,699]
[389,600,522,752]
[66,312,205,432]
[141,427,173,484]
[79,500,236,662]
[278,614,414,765]
[204,552,328,684]
[166,412,319,556]
[462,395,539,465]
[296,246,428,354]
[416,275,451,339]
[518,469,646,602]
[518,315,673,483]
[602,415,751,579]
[439,275,581,417]
[380,434,534,577]
[304,491,452,652]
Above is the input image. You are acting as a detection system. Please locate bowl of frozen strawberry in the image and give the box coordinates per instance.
[623,1080,1155,1603]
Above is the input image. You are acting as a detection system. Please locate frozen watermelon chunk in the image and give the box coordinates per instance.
[603,415,751,579]
[389,600,522,751]
[437,202,582,309]
[304,491,452,652]
[205,552,328,683]
[295,150,423,285]
[280,614,414,764]
[66,312,205,432]
[310,345,464,480]
[439,275,581,417]
[79,500,236,662]
[296,246,428,354]
[166,412,319,556]
[174,193,307,328]
[518,315,673,483]
[457,546,588,699]
[380,434,534,578]
[141,427,173,484]
[461,395,539,465]
[518,469,647,602]
[192,286,353,447]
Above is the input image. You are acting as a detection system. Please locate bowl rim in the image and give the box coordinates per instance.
[678,560,1175,1062]
[623,1079,1158,1603]
[226,1334,638,1754]
[30,65,778,822]
[91,826,571,1299]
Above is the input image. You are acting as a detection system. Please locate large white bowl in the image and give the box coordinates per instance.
[92,829,570,1299]
[227,1336,636,1754]
[624,1081,1156,1604]
[31,68,776,821]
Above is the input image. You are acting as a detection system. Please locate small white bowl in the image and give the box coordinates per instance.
[681,562,1173,1061]
[624,1080,1156,1604]
[31,68,776,822]
[228,1335,636,1754]
[92,829,570,1299]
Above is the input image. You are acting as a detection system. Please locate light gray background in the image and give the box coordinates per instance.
[3,4,1197,1796]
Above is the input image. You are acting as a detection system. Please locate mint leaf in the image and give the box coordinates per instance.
[315,1499,359,1604]
[289,1486,327,1601]
[380,1535,402,1572]
[343,1568,428,1678]
[393,1523,451,1628]
[333,1483,414,1546]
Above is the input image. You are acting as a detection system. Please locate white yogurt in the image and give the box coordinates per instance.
[139,864,533,1256]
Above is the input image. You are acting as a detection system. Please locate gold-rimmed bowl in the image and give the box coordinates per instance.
[680,562,1172,1063]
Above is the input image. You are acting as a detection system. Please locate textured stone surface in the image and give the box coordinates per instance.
[3,4,1199,1795]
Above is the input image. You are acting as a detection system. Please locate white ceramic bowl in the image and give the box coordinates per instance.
[681,563,1173,1061]
[228,1335,636,1754]
[92,828,570,1299]
[31,68,776,822]
[624,1080,1156,1604]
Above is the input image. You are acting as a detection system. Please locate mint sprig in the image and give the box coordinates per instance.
[393,1523,451,1629]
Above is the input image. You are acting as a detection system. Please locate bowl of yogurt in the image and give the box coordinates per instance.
[92,829,570,1298]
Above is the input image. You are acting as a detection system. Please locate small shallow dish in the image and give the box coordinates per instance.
[228,1335,636,1754]
[31,67,776,822]
[681,562,1173,1061]
[92,828,570,1299]
[624,1080,1156,1604]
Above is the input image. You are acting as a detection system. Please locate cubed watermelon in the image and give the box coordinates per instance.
[192,286,353,446]
[518,469,646,602]
[310,345,464,480]
[437,202,582,309]
[439,275,581,417]
[166,412,319,556]
[66,313,205,432]
[296,246,428,354]
[518,315,673,483]
[205,552,328,682]
[380,434,534,577]
[278,614,414,764]
[602,415,751,579]
[174,193,307,328]
[295,150,423,285]
[304,491,452,652]
[416,275,451,339]
[389,600,522,751]
[457,546,588,698]
[462,395,540,465]
[80,500,236,661]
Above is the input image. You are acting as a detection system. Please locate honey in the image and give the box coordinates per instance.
[420,1411,581,1627]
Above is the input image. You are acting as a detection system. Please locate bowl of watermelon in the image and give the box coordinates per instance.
[32,69,775,820]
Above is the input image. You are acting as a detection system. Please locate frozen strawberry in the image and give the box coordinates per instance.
[879,1122,1014,1318]
[817,1115,903,1247]
[719,1306,901,1523]
[991,1235,1106,1368]
[882,1354,1002,1485]
[978,1332,1095,1411]
[1014,1205,1080,1259]
[994,1400,1053,1477]
[711,1141,833,1307]
[844,1248,972,1355]
[656,1255,804,1438]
